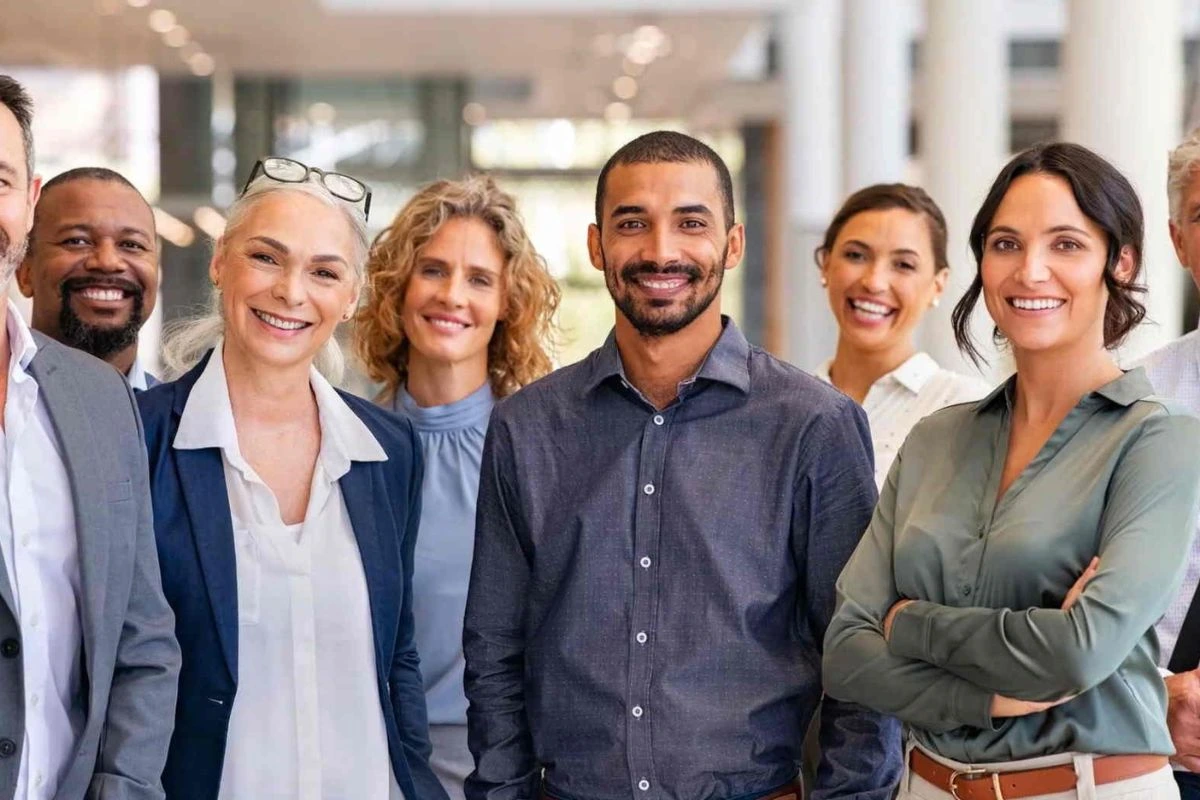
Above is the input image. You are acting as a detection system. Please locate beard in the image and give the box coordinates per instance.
[58,276,146,361]
[0,227,28,287]
[603,243,727,338]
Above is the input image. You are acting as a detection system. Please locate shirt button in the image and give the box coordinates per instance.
[19,535,29,548]
[28,613,39,629]
[30,693,39,708]
[636,631,648,644]
[640,556,652,569]
[632,705,643,718]
[962,586,972,597]
[34,773,43,787]
[639,779,651,791]
[652,414,664,426]
[643,483,655,495]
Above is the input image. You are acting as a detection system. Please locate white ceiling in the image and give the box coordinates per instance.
[0,0,769,123]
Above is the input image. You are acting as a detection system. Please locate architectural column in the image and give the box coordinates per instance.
[842,0,913,192]
[781,0,842,371]
[1063,0,1184,359]
[918,0,1009,378]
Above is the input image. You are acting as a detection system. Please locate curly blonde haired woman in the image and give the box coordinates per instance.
[356,174,559,799]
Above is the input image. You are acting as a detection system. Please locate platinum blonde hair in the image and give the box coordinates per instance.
[161,177,369,383]
[1168,126,1200,224]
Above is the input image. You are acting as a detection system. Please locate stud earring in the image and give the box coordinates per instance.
[931,297,941,308]
[820,276,828,288]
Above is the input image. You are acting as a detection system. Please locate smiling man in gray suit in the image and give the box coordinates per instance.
[0,75,180,800]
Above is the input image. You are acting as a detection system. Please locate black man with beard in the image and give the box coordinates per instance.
[17,166,160,389]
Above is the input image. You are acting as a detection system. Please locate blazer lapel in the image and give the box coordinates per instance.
[341,463,397,677]
[174,445,240,679]
[0,541,14,622]
[26,350,110,681]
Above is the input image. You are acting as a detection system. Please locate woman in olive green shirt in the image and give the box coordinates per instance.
[825,143,1200,800]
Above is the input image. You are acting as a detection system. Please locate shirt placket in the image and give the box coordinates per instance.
[9,387,49,798]
[265,488,319,800]
[626,404,673,798]
[291,476,330,800]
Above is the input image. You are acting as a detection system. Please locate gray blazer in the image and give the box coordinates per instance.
[0,333,180,800]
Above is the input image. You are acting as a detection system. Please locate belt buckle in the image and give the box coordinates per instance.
[948,767,996,800]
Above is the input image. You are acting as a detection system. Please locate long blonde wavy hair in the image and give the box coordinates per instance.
[355,175,560,400]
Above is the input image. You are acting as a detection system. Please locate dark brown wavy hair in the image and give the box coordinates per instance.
[952,142,1146,366]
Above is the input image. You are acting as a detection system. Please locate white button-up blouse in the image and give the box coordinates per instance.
[173,344,404,800]
[816,352,991,489]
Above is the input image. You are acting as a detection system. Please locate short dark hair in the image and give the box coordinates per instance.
[952,142,1146,365]
[595,130,735,230]
[0,74,35,183]
[815,183,950,273]
[42,166,139,195]
[30,167,155,251]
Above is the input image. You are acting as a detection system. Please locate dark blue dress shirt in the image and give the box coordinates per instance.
[463,319,902,800]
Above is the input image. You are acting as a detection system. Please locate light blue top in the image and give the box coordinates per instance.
[393,381,495,726]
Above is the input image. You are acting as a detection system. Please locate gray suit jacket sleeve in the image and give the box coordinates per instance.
[86,378,181,800]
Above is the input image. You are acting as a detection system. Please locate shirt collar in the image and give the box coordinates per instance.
[814,352,940,395]
[972,366,1154,414]
[582,316,752,397]
[889,352,941,394]
[126,357,149,391]
[174,343,387,480]
[4,299,38,377]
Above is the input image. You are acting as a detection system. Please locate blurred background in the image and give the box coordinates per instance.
[3,0,1198,380]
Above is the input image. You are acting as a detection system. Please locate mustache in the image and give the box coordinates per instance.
[618,261,704,283]
[61,275,144,298]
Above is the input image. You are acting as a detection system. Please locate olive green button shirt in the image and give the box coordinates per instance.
[823,368,1200,763]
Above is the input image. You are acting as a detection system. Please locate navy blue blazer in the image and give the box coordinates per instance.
[137,352,447,800]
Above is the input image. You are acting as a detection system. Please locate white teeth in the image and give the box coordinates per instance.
[849,299,893,316]
[80,288,124,302]
[253,309,308,330]
[428,317,468,331]
[1011,297,1065,311]
[642,278,685,290]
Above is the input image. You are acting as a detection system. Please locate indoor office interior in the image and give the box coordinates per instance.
[4,0,1200,390]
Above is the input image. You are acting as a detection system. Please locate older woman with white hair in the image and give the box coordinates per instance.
[137,157,448,800]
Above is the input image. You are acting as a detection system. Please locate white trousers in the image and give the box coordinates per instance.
[899,743,1179,800]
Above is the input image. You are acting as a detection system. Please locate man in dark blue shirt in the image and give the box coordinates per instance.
[463,130,901,800]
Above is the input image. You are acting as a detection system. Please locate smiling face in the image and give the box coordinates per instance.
[17,178,158,362]
[1170,165,1200,294]
[0,103,39,289]
[212,190,360,373]
[400,215,506,376]
[980,173,1131,359]
[821,207,947,357]
[588,160,743,338]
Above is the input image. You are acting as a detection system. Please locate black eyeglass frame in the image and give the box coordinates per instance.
[241,156,373,220]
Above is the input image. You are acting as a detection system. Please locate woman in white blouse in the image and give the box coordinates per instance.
[816,183,989,487]
[137,157,448,800]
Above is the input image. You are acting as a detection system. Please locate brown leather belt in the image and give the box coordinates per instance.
[910,748,1168,800]
[540,779,801,800]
